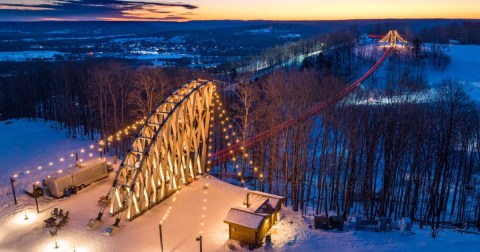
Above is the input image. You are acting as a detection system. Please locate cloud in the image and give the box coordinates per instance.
[0,0,198,21]
[102,14,188,21]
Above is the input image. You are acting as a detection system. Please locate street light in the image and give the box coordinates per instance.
[33,184,40,213]
[196,235,203,252]
[159,223,164,252]
[10,176,17,205]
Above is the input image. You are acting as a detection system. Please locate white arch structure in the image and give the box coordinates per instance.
[108,79,215,220]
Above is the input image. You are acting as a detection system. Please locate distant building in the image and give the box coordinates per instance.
[224,191,285,247]
[449,39,460,45]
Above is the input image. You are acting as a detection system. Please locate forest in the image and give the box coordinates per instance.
[1,25,479,235]
[214,30,480,234]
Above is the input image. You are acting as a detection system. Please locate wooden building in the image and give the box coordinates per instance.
[224,191,285,246]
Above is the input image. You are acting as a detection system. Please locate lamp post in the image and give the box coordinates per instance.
[196,235,203,252]
[33,184,39,213]
[10,176,17,205]
[159,223,164,252]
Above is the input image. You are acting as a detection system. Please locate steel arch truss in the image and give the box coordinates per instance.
[109,79,215,220]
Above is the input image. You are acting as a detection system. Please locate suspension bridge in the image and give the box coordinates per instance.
[93,30,407,227]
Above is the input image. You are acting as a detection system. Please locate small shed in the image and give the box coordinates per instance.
[224,191,285,246]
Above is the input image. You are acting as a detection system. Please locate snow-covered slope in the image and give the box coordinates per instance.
[0,119,97,207]
[427,45,480,84]
[426,45,480,102]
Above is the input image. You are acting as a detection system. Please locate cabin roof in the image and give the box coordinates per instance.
[247,191,285,210]
[224,208,265,230]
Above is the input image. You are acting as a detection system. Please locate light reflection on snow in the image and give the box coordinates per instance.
[38,238,73,252]
[11,209,38,226]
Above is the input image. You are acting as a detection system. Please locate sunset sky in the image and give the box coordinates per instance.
[0,0,479,21]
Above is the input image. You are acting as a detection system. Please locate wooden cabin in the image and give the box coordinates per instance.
[224,191,285,247]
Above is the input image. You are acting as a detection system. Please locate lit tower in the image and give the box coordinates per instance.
[379,30,408,46]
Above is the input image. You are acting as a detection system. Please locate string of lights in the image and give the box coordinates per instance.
[11,144,100,183]
[11,117,146,185]
[207,88,263,190]
[199,181,209,236]
[104,117,146,144]
[159,188,181,225]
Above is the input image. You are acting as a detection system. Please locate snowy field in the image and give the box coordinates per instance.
[427,45,480,84]
[426,45,480,102]
[0,51,66,61]
[356,44,480,105]
[0,119,97,207]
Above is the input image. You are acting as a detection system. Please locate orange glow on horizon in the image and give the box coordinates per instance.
[1,0,479,21]
[190,0,480,21]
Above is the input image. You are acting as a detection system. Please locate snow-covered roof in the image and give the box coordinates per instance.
[246,198,269,212]
[247,191,285,209]
[48,157,106,179]
[78,157,106,168]
[249,191,284,199]
[224,208,265,230]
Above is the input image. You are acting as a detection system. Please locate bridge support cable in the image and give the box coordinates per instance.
[210,46,393,164]
[108,79,215,221]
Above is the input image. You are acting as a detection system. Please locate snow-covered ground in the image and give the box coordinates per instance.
[0,119,97,207]
[0,120,479,251]
[355,43,480,105]
[426,45,480,102]
[426,45,480,84]
[0,51,66,61]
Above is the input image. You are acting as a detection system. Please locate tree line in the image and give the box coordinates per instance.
[0,59,213,155]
